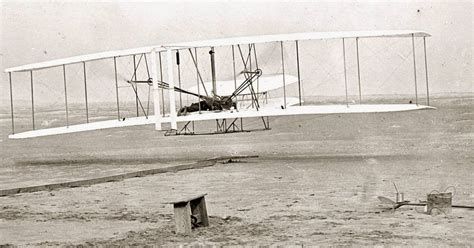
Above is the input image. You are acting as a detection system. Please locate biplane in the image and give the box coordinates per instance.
[5,30,434,139]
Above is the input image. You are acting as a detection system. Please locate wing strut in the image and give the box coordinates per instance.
[30,70,35,129]
[62,65,69,127]
[132,55,139,117]
[113,57,121,121]
[280,41,287,108]
[295,40,302,106]
[355,38,362,104]
[150,48,162,130]
[248,44,256,108]
[176,51,183,109]
[249,44,261,110]
[143,54,152,116]
[130,54,142,117]
[8,72,14,134]
[167,49,178,130]
[342,39,349,107]
[83,62,89,123]
[231,45,238,110]
[411,33,418,106]
[209,47,217,96]
[423,37,430,105]
[159,52,166,117]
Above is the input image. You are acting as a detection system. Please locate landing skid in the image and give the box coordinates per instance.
[216,116,270,134]
[165,117,271,136]
[165,121,195,136]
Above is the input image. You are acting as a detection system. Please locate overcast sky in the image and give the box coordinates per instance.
[0,1,472,105]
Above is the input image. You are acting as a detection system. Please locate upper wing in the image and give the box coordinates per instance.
[4,46,159,73]
[170,30,430,51]
[5,30,430,73]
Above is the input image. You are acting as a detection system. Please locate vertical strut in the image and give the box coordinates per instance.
[280,41,287,108]
[176,51,182,109]
[83,62,89,123]
[9,72,14,134]
[159,52,165,117]
[133,55,139,117]
[30,70,35,130]
[248,45,254,108]
[210,47,217,96]
[113,57,121,121]
[423,37,430,106]
[232,45,237,89]
[144,54,151,116]
[295,40,302,106]
[355,37,362,104]
[150,49,162,131]
[342,38,349,107]
[232,45,238,110]
[411,33,418,106]
[195,48,201,114]
[167,49,177,130]
[63,65,69,127]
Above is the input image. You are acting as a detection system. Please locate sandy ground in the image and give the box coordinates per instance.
[0,96,473,246]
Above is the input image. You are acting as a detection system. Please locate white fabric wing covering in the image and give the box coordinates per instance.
[9,104,435,139]
[5,30,430,72]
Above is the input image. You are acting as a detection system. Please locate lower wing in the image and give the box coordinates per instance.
[9,104,435,139]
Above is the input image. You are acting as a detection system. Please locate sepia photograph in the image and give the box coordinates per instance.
[0,0,472,246]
